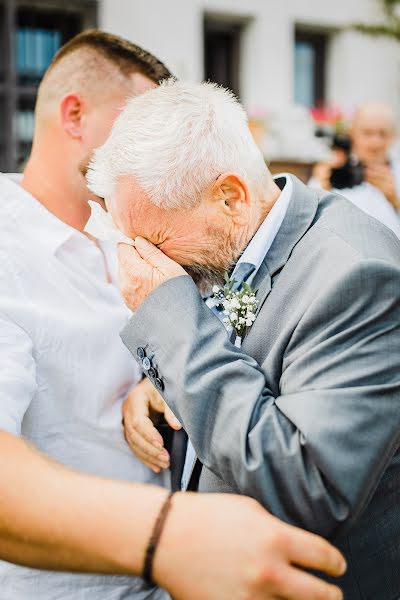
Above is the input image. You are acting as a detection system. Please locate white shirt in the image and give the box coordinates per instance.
[309,159,400,238]
[181,174,293,490]
[0,174,167,600]
[338,177,400,238]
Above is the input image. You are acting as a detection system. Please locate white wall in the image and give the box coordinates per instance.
[327,31,400,117]
[100,0,400,118]
[100,0,202,80]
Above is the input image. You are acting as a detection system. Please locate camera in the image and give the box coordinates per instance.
[329,134,365,190]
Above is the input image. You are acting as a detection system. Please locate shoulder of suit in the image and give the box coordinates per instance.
[304,190,400,267]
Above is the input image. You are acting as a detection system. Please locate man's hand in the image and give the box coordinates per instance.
[157,493,346,600]
[122,377,181,473]
[311,161,333,191]
[365,164,400,209]
[118,237,188,312]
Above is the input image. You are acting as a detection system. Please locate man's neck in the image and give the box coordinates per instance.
[21,154,91,232]
[247,180,282,244]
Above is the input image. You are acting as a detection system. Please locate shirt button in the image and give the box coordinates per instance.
[137,347,145,359]
[148,367,157,379]
[142,357,151,371]
[155,378,164,391]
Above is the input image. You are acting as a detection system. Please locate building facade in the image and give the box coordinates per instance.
[101,0,400,118]
[0,0,398,171]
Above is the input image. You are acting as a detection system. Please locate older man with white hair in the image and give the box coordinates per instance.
[311,101,400,236]
[88,80,400,600]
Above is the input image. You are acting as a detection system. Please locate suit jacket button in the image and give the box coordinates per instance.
[142,357,151,371]
[155,378,164,391]
[148,367,157,379]
[137,347,145,359]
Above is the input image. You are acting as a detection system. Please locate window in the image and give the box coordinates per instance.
[204,17,242,98]
[294,29,327,108]
[0,0,97,172]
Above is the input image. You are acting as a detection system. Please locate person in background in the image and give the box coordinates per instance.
[310,101,400,237]
[0,429,346,600]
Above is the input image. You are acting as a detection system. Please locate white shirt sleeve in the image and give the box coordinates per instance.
[0,312,37,435]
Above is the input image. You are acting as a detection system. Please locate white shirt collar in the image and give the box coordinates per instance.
[1,173,87,254]
[233,174,293,281]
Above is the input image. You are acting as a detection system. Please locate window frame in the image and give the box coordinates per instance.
[0,0,97,172]
[294,28,327,109]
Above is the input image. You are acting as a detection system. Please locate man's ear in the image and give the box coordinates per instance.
[60,93,85,140]
[211,173,250,224]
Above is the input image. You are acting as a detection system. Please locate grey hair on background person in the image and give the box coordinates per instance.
[86,79,273,209]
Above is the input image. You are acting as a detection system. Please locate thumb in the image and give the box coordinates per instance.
[164,405,182,431]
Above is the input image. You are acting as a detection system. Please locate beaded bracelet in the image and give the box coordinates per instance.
[143,492,174,585]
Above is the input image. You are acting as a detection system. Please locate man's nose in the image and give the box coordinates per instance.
[368,136,385,151]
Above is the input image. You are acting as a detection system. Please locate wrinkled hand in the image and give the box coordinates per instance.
[365,164,399,209]
[122,377,181,473]
[118,237,188,312]
[156,493,346,600]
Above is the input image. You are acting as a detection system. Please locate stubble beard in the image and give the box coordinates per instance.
[183,231,244,297]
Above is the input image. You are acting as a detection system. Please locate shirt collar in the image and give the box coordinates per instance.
[0,173,83,254]
[233,174,292,282]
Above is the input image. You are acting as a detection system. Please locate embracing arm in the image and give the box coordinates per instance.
[0,430,168,574]
[121,260,400,539]
[0,431,345,600]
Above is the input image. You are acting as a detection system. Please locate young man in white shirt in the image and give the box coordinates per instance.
[0,29,173,600]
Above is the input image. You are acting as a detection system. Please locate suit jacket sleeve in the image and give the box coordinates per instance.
[121,260,400,539]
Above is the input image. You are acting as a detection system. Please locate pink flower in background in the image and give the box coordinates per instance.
[310,104,349,133]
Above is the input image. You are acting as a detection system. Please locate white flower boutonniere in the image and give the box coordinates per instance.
[211,273,258,347]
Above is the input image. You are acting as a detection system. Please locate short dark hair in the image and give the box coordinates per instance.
[50,28,173,83]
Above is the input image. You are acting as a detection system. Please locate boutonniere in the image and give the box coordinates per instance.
[211,273,258,347]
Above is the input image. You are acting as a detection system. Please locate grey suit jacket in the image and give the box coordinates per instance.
[121,176,400,600]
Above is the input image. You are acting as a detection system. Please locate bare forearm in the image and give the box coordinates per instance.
[0,431,167,574]
[0,432,346,600]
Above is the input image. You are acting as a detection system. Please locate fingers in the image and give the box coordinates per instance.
[134,237,174,268]
[122,385,158,439]
[164,405,182,431]
[284,526,346,577]
[122,385,171,472]
[118,242,143,273]
[124,411,165,454]
[275,566,343,600]
[125,422,170,472]
[134,237,187,277]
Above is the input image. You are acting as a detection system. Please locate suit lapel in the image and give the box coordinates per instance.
[252,261,271,317]
[252,176,319,318]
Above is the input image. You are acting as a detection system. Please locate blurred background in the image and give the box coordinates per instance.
[1,0,399,178]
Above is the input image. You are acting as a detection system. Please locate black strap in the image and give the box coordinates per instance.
[169,428,189,492]
[187,458,203,491]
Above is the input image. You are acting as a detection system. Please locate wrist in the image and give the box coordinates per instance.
[114,485,170,577]
[152,492,190,590]
[142,492,174,585]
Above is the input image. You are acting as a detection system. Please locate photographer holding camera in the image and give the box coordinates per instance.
[310,102,400,237]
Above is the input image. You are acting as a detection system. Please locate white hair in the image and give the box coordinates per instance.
[87,79,271,209]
